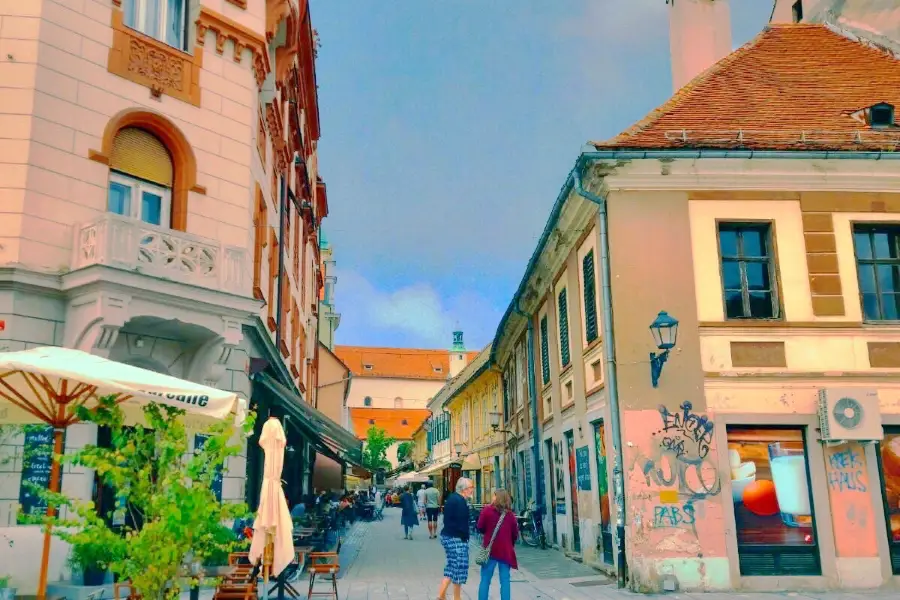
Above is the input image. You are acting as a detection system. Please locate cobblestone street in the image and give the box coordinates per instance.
[327,509,900,600]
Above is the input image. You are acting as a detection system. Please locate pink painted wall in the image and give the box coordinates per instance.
[823,443,879,558]
[623,408,727,561]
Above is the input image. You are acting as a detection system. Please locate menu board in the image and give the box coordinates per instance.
[575,446,592,491]
[18,425,63,522]
[194,434,223,502]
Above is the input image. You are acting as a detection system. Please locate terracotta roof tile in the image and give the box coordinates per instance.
[334,346,480,380]
[593,24,900,152]
[349,407,431,440]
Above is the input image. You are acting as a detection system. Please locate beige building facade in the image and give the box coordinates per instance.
[0,0,341,590]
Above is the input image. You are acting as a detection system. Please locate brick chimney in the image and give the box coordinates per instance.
[668,0,732,93]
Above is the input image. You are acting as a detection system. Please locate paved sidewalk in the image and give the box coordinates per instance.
[330,509,899,600]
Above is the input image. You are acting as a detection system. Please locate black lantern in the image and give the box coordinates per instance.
[649,311,679,388]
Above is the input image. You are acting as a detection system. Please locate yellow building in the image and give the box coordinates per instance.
[443,346,505,504]
[411,421,429,467]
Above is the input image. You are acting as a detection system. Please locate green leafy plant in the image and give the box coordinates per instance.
[32,395,255,600]
[0,576,10,589]
[396,441,414,463]
[361,426,394,471]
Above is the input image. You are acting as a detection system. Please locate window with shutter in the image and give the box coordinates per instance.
[583,250,599,343]
[558,288,571,367]
[540,315,550,385]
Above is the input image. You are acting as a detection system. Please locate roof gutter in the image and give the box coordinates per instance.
[440,358,492,410]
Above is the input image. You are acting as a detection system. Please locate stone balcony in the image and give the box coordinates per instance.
[71,213,250,296]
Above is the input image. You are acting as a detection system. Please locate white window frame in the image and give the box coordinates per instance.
[108,172,172,228]
[122,0,187,50]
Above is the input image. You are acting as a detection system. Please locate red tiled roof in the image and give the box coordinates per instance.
[334,346,480,380]
[349,407,431,441]
[593,24,900,152]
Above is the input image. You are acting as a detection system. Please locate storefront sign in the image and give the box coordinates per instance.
[576,446,592,491]
[556,498,566,515]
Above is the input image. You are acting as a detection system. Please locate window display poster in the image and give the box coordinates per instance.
[726,427,816,546]
[881,432,900,544]
[594,422,610,533]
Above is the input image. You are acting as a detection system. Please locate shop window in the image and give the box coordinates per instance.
[718,223,779,319]
[122,0,187,50]
[853,224,900,321]
[108,127,173,227]
[878,427,900,573]
[726,426,821,576]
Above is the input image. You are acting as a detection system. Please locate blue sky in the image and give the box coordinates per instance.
[310,0,773,351]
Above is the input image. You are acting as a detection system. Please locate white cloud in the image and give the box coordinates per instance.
[335,269,501,349]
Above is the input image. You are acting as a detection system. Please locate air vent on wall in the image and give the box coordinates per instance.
[817,388,883,443]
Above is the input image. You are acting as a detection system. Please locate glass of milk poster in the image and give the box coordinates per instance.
[768,442,813,527]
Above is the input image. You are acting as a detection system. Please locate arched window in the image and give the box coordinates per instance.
[394,397,402,408]
[121,0,187,49]
[108,127,173,227]
[363,396,372,407]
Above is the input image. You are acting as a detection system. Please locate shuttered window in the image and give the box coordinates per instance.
[539,315,550,385]
[583,250,599,343]
[110,127,173,187]
[558,288,571,367]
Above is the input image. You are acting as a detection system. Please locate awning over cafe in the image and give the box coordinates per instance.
[254,372,364,469]
[421,456,457,475]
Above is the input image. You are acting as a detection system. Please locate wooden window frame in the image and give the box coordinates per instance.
[582,249,599,344]
[267,227,277,332]
[252,184,267,301]
[557,288,571,368]
[717,221,781,320]
[852,223,900,322]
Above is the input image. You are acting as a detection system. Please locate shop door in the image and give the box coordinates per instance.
[593,421,613,563]
[545,439,558,545]
[565,430,581,553]
[878,426,900,573]
[726,426,821,576]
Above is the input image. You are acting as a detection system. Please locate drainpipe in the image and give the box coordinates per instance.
[572,158,627,588]
[275,175,288,356]
[514,303,546,549]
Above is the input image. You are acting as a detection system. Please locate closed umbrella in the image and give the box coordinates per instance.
[248,417,294,580]
[0,346,246,599]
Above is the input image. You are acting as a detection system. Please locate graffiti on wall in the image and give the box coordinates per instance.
[652,502,696,530]
[656,401,714,463]
[826,446,867,493]
[632,402,721,502]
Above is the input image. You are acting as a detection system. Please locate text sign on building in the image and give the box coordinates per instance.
[575,446,592,491]
[18,425,63,522]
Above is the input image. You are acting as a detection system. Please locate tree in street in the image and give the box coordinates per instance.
[361,426,394,471]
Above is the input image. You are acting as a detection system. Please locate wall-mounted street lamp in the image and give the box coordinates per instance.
[454,442,465,458]
[649,311,679,388]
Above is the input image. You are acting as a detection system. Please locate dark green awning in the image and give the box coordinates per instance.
[254,372,364,468]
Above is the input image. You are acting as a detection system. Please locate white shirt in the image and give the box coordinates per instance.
[374,490,383,508]
[416,487,426,506]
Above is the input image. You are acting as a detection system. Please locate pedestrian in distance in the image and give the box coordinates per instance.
[436,477,475,600]
[416,483,427,519]
[400,484,419,539]
[475,489,518,600]
[423,481,440,539]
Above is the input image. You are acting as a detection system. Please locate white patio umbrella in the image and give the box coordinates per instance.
[248,417,294,580]
[0,346,247,598]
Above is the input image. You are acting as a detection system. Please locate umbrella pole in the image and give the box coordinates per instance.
[37,426,65,600]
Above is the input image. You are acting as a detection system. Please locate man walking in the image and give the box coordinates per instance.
[424,481,441,539]
[416,483,427,519]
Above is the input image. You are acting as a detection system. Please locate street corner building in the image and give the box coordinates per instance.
[487,0,900,594]
[0,0,363,591]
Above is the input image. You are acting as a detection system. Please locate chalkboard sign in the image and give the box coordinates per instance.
[575,446,592,491]
[18,425,63,522]
[194,434,223,502]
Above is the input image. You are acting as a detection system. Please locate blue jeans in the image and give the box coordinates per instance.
[478,559,510,600]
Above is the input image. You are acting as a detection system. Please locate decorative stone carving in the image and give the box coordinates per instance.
[196,6,270,88]
[72,213,250,296]
[107,9,201,106]
[65,292,133,358]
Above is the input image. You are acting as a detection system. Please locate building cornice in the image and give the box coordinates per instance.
[597,157,900,194]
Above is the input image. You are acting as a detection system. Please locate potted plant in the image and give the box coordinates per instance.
[0,575,16,600]
[68,538,113,586]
